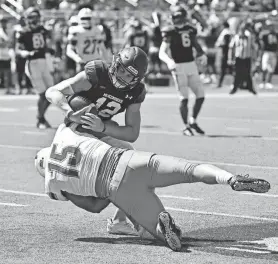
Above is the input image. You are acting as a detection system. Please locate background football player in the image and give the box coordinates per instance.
[66,8,109,73]
[124,19,150,56]
[15,7,54,129]
[46,46,150,237]
[159,5,207,136]
[259,20,278,90]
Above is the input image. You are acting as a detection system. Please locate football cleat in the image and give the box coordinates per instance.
[107,219,138,236]
[189,122,205,135]
[182,126,194,136]
[158,211,182,251]
[229,174,270,193]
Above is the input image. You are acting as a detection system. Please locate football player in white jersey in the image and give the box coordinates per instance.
[35,123,270,251]
[66,8,108,72]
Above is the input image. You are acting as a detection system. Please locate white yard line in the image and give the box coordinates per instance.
[159,195,202,201]
[166,207,278,222]
[0,202,28,207]
[215,247,270,254]
[21,131,48,136]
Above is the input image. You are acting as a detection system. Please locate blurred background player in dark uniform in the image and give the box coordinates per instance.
[159,5,207,136]
[148,12,164,76]
[124,18,150,56]
[12,16,33,94]
[0,16,12,93]
[215,21,232,88]
[15,7,54,129]
[259,20,278,90]
[65,15,78,78]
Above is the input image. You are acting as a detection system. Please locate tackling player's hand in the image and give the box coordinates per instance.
[68,104,95,124]
[81,113,105,133]
[167,59,176,71]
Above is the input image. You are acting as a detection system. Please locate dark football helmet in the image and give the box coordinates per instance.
[25,7,41,29]
[109,47,148,91]
[170,5,188,28]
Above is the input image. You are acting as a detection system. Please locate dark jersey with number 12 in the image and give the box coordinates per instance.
[78,60,146,121]
[162,24,197,63]
[16,25,49,60]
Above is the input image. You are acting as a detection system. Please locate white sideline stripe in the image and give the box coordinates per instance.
[165,207,278,222]
[0,189,276,222]
[159,195,202,201]
[0,144,39,150]
[0,202,28,207]
[21,131,47,136]
[240,193,278,198]
[0,107,18,112]
[215,247,270,254]
[0,143,278,170]
[0,189,47,196]
[0,189,200,201]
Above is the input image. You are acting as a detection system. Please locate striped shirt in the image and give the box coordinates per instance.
[229,30,254,59]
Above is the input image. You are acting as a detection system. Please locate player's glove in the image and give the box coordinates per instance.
[167,59,176,71]
[197,54,207,66]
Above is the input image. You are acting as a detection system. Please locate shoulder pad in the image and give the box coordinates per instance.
[161,25,175,34]
[84,60,107,85]
[185,23,197,34]
[134,83,146,104]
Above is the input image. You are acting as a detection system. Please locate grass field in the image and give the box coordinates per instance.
[0,85,278,264]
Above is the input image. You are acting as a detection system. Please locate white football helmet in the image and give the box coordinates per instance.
[34,147,51,178]
[69,15,79,27]
[78,8,93,29]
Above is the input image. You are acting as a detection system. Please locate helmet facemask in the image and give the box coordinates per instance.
[27,12,40,29]
[80,17,92,29]
[109,55,140,91]
[172,13,187,28]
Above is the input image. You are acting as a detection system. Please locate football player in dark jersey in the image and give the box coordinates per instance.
[15,7,54,129]
[159,5,207,136]
[124,19,150,55]
[46,46,151,237]
[259,20,278,90]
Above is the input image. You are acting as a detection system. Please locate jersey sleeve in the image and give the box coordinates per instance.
[47,191,69,201]
[84,60,99,86]
[134,83,146,104]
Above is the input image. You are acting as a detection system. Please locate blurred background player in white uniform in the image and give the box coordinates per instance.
[66,8,109,73]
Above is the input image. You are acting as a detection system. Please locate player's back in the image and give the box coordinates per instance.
[74,25,106,62]
[45,124,111,197]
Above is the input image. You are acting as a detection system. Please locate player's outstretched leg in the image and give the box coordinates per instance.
[148,155,271,193]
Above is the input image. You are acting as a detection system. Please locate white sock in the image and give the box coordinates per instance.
[216,171,234,185]
[189,117,195,124]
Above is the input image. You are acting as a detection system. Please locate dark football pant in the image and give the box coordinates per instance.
[233,58,253,91]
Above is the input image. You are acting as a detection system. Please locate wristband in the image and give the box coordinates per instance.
[101,122,106,133]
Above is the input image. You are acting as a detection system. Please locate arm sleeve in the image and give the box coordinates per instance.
[134,84,146,104]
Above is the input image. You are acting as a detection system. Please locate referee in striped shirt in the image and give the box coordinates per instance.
[228,23,257,95]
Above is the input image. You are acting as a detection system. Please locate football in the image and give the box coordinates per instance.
[68,94,98,115]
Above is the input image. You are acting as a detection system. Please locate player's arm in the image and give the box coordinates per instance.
[46,71,92,111]
[104,102,142,143]
[228,35,236,63]
[66,31,83,64]
[62,191,110,213]
[159,31,176,71]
